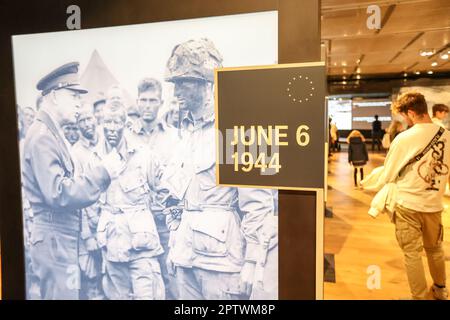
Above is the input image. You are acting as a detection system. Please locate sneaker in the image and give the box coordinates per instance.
[431,284,448,300]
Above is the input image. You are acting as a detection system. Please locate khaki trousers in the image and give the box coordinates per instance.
[394,205,446,299]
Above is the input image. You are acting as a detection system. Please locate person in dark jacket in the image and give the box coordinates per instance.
[372,114,383,151]
[347,130,369,188]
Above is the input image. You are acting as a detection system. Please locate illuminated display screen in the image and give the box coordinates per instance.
[328,97,392,131]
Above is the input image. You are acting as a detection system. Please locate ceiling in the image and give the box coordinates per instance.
[321,0,450,80]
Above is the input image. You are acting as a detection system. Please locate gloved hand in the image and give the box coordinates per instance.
[163,206,183,231]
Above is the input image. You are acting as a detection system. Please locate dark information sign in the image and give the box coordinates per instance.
[215,62,326,190]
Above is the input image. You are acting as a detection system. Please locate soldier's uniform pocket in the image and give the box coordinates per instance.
[191,213,229,257]
[30,228,46,246]
[128,211,160,251]
[131,257,165,300]
[222,273,242,299]
[96,213,110,249]
[197,167,216,191]
[194,149,216,192]
[118,168,150,202]
[49,230,78,265]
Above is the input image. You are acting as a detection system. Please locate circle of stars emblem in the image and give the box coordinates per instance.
[286,75,315,104]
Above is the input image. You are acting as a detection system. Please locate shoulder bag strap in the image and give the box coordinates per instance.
[398,126,445,177]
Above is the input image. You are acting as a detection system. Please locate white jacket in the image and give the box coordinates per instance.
[361,166,397,221]
[367,183,397,220]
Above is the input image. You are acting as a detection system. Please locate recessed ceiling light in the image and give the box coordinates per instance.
[419,49,435,57]
[415,71,421,75]
[356,68,361,74]
[428,70,434,75]
[441,53,449,60]
[342,81,347,85]
[356,75,361,80]
[342,76,347,79]
[403,72,408,77]
[341,62,347,67]
[431,61,438,67]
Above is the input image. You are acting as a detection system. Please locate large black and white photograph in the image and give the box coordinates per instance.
[12,11,279,300]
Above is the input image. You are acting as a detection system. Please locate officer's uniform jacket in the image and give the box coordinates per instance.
[19,138,34,247]
[94,136,164,263]
[72,133,104,277]
[22,109,111,232]
[164,107,275,273]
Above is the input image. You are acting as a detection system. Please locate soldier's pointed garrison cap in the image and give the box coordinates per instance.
[37,62,88,96]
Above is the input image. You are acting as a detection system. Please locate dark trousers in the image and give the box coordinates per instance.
[372,131,382,151]
[354,167,364,186]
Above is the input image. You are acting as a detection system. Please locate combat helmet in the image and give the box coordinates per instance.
[165,38,223,83]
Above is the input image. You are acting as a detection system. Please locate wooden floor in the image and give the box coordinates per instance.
[324,148,450,300]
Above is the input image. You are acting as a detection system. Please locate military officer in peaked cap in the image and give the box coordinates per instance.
[22,62,122,299]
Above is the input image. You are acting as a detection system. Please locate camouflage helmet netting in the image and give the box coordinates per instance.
[165,38,223,83]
